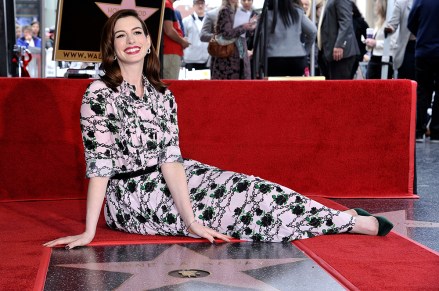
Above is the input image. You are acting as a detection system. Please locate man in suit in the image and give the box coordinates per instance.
[408,0,439,143]
[317,0,359,79]
[200,7,219,43]
[387,0,415,80]
[199,7,219,72]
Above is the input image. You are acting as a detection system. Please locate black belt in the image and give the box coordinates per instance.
[110,165,157,180]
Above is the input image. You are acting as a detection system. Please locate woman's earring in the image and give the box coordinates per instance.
[147,48,151,54]
[114,55,117,61]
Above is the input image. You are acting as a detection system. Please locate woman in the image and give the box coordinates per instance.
[307,0,324,76]
[44,9,392,250]
[211,0,257,79]
[351,1,369,79]
[365,0,397,79]
[241,0,258,51]
[386,0,415,80]
[266,0,317,77]
[241,0,258,78]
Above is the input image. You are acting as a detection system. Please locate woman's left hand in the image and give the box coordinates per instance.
[365,38,376,48]
[188,221,233,243]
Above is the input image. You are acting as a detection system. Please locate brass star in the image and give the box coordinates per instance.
[178,269,200,278]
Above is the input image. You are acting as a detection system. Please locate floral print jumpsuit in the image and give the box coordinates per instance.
[80,77,355,242]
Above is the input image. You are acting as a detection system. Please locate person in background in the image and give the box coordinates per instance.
[15,23,22,39]
[45,27,55,49]
[408,0,439,143]
[45,27,57,77]
[240,0,257,50]
[386,0,415,80]
[211,0,257,79]
[199,7,220,77]
[175,9,185,37]
[301,0,310,13]
[317,0,360,79]
[43,9,393,250]
[163,0,190,79]
[16,25,42,48]
[306,0,324,20]
[351,1,369,79]
[266,0,317,77]
[183,0,209,71]
[31,20,41,38]
[200,7,219,43]
[306,0,324,76]
[365,0,397,79]
[240,0,258,78]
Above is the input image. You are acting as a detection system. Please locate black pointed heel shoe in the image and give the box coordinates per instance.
[375,216,394,236]
[353,208,372,216]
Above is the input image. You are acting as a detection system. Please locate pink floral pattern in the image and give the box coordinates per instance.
[80,77,355,242]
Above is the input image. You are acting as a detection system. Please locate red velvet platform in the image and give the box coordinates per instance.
[0,78,417,200]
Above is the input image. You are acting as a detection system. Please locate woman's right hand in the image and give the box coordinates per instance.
[243,16,258,31]
[43,232,95,249]
[188,221,232,243]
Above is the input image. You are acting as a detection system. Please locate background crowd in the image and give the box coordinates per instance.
[160,0,437,143]
[160,0,405,81]
[11,0,438,143]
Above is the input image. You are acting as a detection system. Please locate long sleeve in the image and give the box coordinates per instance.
[387,0,403,31]
[334,0,354,49]
[158,90,183,166]
[200,12,215,42]
[80,81,116,178]
[301,13,317,54]
[407,1,419,35]
[217,7,247,39]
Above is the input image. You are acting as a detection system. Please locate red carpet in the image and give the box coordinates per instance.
[0,78,421,289]
[0,78,417,200]
[1,198,438,290]
[293,199,439,290]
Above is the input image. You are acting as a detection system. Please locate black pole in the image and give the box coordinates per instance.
[252,0,270,79]
[0,0,17,77]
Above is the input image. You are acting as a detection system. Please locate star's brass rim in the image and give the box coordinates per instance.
[168,269,211,278]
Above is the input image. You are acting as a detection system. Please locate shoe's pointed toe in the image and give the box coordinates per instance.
[375,216,394,236]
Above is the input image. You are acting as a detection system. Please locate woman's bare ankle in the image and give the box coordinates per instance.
[343,209,358,216]
[351,216,378,236]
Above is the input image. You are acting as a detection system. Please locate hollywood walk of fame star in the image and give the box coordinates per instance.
[56,244,307,290]
[95,0,158,20]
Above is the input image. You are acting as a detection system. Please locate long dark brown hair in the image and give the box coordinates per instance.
[100,9,167,93]
[268,0,300,33]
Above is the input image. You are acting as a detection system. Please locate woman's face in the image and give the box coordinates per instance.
[113,16,150,65]
[31,23,39,36]
[301,0,310,12]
